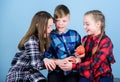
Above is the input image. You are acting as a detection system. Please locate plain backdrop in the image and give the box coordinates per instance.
[0,0,120,81]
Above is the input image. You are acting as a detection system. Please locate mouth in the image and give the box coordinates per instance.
[86,29,89,32]
[58,27,64,29]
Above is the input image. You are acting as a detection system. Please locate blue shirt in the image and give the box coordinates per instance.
[44,29,81,74]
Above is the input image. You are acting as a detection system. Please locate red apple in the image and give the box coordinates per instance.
[75,45,85,55]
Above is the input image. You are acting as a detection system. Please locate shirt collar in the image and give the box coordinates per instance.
[88,34,101,44]
[52,28,69,35]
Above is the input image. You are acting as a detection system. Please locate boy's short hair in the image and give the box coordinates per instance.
[54,4,70,19]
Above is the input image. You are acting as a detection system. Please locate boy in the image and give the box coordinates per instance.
[45,4,81,82]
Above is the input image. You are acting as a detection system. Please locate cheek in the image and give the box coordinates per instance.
[91,26,96,31]
[55,22,59,25]
[84,25,88,29]
[64,23,68,27]
[55,23,59,27]
[47,29,51,34]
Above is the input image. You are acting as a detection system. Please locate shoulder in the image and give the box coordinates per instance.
[83,35,88,39]
[101,34,112,42]
[29,35,38,41]
[50,30,57,39]
[24,35,39,46]
[100,34,113,45]
[68,29,78,33]
[50,30,58,36]
[82,35,88,41]
[67,29,80,36]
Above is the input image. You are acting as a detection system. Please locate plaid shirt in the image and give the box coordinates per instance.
[44,29,81,74]
[73,34,115,82]
[6,35,46,82]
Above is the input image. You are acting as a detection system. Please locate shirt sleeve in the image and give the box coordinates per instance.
[71,32,81,56]
[24,39,45,70]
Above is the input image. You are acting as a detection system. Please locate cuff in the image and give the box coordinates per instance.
[72,63,76,70]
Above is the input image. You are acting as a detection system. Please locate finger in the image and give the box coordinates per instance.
[49,62,57,70]
[45,64,50,70]
[50,63,56,69]
[47,64,54,71]
[45,63,54,71]
[51,65,56,70]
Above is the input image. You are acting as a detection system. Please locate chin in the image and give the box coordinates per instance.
[58,30,64,33]
[87,33,91,35]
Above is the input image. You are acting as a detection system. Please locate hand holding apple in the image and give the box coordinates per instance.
[75,45,85,55]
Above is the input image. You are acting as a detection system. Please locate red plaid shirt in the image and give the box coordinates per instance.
[72,34,115,82]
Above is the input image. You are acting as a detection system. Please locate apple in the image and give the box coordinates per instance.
[75,45,85,55]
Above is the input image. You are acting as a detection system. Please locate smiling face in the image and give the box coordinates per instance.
[44,18,53,38]
[83,14,101,36]
[55,15,70,33]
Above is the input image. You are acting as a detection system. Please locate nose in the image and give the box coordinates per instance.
[59,21,63,25]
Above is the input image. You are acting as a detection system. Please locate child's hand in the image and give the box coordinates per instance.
[66,56,76,63]
[54,58,68,68]
[67,56,81,63]
[43,58,56,71]
[75,57,81,63]
[59,61,72,71]
[75,53,85,58]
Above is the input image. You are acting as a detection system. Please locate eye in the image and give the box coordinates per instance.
[47,26,51,29]
[63,20,66,22]
[84,23,89,26]
[55,19,60,22]
[86,23,89,26]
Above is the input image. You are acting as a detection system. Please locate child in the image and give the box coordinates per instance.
[64,10,116,82]
[44,4,81,82]
[6,11,55,82]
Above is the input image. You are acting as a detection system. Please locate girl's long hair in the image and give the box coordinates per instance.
[18,11,53,53]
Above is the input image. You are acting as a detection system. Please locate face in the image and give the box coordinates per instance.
[55,15,70,33]
[44,18,53,37]
[83,14,101,36]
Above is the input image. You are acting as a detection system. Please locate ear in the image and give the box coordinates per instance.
[96,21,101,27]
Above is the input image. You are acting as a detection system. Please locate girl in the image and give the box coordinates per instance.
[63,10,115,82]
[6,11,56,82]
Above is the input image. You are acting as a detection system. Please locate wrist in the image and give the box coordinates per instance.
[43,58,47,62]
[75,57,81,63]
[54,59,59,65]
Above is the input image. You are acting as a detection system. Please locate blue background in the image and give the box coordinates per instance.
[0,0,120,82]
